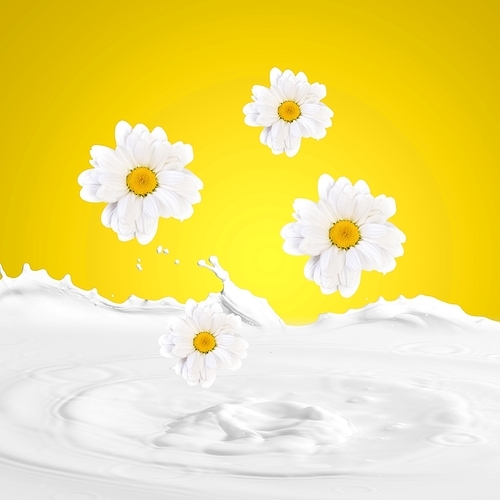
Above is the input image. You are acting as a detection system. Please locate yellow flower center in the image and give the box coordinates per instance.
[193,331,217,354]
[329,220,361,250]
[277,101,301,122]
[126,167,158,197]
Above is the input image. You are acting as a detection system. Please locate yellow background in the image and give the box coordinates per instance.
[1,0,499,324]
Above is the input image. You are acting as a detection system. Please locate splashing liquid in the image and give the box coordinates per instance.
[0,260,499,499]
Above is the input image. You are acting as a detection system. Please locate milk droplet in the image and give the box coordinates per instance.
[156,246,163,254]
[163,248,169,254]
[136,264,142,271]
[174,260,180,265]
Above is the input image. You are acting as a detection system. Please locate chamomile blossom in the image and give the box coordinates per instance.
[281,175,406,297]
[243,68,333,157]
[78,121,202,244]
[158,300,248,388]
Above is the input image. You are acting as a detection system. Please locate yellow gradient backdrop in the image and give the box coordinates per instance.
[1,0,499,323]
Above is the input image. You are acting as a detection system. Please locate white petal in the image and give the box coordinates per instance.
[115,146,136,170]
[117,192,143,225]
[243,106,260,126]
[360,223,389,240]
[317,199,339,223]
[355,240,387,270]
[320,245,345,282]
[244,115,260,127]
[297,116,318,137]
[351,195,374,225]
[205,352,219,370]
[289,120,303,138]
[320,283,339,295]
[152,188,176,218]
[116,229,135,242]
[159,345,176,358]
[354,179,370,194]
[271,119,289,143]
[132,123,150,139]
[226,335,248,356]
[156,169,179,185]
[334,177,352,191]
[200,373,216,388]
[78,168,98,186]
[378,253,397,273]
[335,192,354,220]
[366,224,405,258]
[90,145,116,162]
[308,82,327,101]
[318,174,334,200]
[283,237,304,256]
[270,67,282,86]
[173,341,195,359]
[292,198,317,215]
[281,221,300,238]
[209,314,226,336]
[133,137,151,166]
[271,141,285,155]
[95,153,129,175]
[98,172,127,191]
[300,224,330,246]
[226,353,243,370]
[143,195,160,219]
[151,126,168,143]
[168,142,194,167]
[187,350,204,373]
[101,203,117,228]
[284,134,301,157]
[157,169,202,193]
[253,86,279,106]
[299,236,329,256]
[96,185,125,203]
[339,268,362,298]
[80,184,101,202]
[115,121,133,148]
[125,130,140,154]
[301,103,332,122]
[185,299,197,318]
[148,141,171,170]
[366,195,396,222]
[294,82,311,105]
[136,213,158,244]
[212,347,233,368]
[304,255,320,281]
[345,246,364,272]
[296,205,331,228]
[259,127,271,147]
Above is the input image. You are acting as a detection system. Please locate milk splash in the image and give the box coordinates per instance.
[0,260,499,500]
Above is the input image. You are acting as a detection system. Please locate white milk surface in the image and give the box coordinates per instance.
[0,258,499,500]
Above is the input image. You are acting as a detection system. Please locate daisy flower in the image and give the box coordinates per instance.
[158,300,248,388]
[78,121,202,244]
[281,175,406,297]
[243,67,333,157]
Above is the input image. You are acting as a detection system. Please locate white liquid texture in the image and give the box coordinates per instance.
[1,258,499,499]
